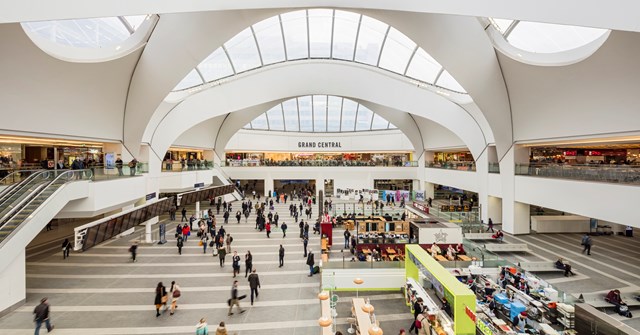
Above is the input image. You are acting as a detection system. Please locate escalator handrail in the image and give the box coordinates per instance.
[0,169,45,186]
[0,183,48,230]
[0,170,52,210]
[0,169,92,246]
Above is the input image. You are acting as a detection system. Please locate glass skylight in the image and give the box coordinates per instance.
[22,16,148,48]
[490,19,608,54]
[174,9,467,93]
[244,95,395,133]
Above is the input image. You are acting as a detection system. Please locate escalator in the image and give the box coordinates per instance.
[0,169,45,203]
[0,169,92,245]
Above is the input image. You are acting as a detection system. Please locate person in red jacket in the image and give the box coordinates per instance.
[265,220,272,238]
[182,225,191,242]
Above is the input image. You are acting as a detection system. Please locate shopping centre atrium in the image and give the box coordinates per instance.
[0,2,638,335]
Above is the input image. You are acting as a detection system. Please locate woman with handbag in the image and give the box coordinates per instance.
[169,281,181,316]
[154,282,167,317]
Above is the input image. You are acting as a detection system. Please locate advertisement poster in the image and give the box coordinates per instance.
[414,190,426,201]
[381,190,411,202]
[105,153,115,169]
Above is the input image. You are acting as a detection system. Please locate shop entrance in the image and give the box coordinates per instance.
[234,179,264,196]
[374,179,413,192]
[323,179,334,197]
[273,180,315,199]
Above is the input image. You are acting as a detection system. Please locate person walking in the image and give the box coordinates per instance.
[265,221,271,238]
[154,282,167,317]
[299,220,304,238]
[215,321,227,335]
[232,251,241,278]
[129,242,138,262]
[303,236,309,257]
[228,281,245,316]
[202,233,209,254]
[62,238,72,259]
[195,318,209,335]
[169,281,181,316]
[245,251,253,278]
[273,212,279,227]
[181,207,187,222]
[226,234,233,253]
[279,245,285,267]
[218,244,227,267]
[223,210,229,224]
[486,218,494,233]
[115,157,124,176]
[248,269,261,305]
[408,297,424,334]
[33,297,54,334]
[344,229,351,249]
[581,233,593,255]
[306,249,315,277]
[169,205,177,221]
[182,224,191,242]
[177,235,184,255]
[281,222,287,238]
[235,211,241,224]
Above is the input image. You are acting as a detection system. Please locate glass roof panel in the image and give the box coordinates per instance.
[244,122,252,129]
[355,105,374,131]
[253,16,286,65]
[251,113,269,130]
[313,95,328,132]
[371,113,390,130]
[297,96,313,132]
[405,48,442,83]
[24,17,131,48]
[354,16,388,65]
[197,47,234,81]
[378,27,416,74]
[282,100,299,131]
[437,70,466,93]
[507,21,607,53]
[224,27,261,73]
[341,99,358,131]
[281,11,309,60]
[266,104,285,131]
[173,69,203,91]
[327,96,342,132]
[332,11,360,60]
[308,9,333,58]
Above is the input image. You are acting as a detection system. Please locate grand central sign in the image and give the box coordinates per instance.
[297,141,342,148]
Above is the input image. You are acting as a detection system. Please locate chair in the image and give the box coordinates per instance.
[346,317,357,334]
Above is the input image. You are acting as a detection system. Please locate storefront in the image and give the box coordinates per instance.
[224,151,412,166]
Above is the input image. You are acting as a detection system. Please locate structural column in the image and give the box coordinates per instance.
[475,151,489,223]
[500,145,530,235]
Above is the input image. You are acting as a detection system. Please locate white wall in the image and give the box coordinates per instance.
[416,116,467,151]
[171,117,221,149]
[514,176,639,228]
[321,267,406,290]
[225,129,415,152]
[57,177,147,218]
[157,170,216,192]
[0,249,25,314]
[424,168,479,192]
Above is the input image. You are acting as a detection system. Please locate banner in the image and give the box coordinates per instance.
[335,188,379,200]
[381,190,410,202]
[414,190,426,201]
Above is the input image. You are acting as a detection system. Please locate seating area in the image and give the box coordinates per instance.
[359,246,405,261]
[483,243,529,253]
[581,289,640,309]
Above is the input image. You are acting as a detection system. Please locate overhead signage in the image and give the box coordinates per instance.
[146,192,156,201]
[194,182,205,188]
[297,141,342,148]
[413,202,429,214]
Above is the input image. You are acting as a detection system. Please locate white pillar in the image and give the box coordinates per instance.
[424,182,435,199]
[475,151,489,222]
[264,178,274,198]
[500,145,530,235]
[195,201,201,218]
[143,216,159,243]
[0,249,25,314]
[315,178,323,198]
[487,196,503,224]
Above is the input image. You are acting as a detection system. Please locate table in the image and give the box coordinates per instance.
[362,248,371,254]
[458,255,472,261]
[386,248,396,255]
[352,298,373,333]
[435,255,447,262]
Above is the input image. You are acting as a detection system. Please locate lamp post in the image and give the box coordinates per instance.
[353,278,364,298]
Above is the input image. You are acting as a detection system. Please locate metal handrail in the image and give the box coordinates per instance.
[0,169,44,185]
[0,170,52,211]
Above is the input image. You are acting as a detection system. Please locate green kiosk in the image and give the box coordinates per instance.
[405,245,476,335]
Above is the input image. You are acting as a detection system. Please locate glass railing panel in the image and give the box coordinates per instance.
[516,163,640,185]
[488,162,500,173]
[0,169,44,186]
[426,162,476,171]
[82,165,144,181]
[223,160,418,167]
[322,259,405,269]
[162,160,214,171]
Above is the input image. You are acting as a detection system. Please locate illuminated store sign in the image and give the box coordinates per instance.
[298,141,342,148]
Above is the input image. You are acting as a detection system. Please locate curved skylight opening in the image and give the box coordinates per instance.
[174,9,466,93]
[244,95,398,133]
[22,16,149,48]
[489,19,608,54]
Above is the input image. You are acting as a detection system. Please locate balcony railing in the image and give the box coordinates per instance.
[162,161,213,172]
[223,159,418,167]
[488,162,500,174]
[426,161,476,171]
[515,163,640,185]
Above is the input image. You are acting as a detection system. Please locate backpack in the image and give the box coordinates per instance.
[581,236,587,245]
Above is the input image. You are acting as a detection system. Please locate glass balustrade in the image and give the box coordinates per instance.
[516,163,640,185]
[222,159,418,167]
[162,160,214,171]
[488,162,500,173]
[426,161,476,171]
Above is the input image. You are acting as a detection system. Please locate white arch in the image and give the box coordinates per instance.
[149,62,487,161]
